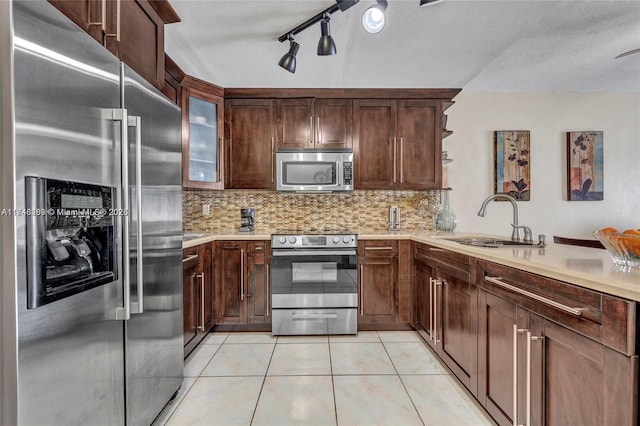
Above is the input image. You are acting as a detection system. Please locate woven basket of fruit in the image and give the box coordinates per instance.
[593,228,640,267]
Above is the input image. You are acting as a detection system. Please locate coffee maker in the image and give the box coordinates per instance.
[239,208,255,232]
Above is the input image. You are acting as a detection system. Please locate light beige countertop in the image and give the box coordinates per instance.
[183,230,640,301]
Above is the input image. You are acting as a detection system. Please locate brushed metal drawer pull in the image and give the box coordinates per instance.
[364,246,394,251]
[292,313,338,320]
[485,276,585,316]
[182,254,199,263]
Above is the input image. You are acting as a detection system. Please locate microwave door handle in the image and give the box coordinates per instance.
[128,115,143,314]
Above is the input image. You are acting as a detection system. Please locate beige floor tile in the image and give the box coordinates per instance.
[225,332,277,344]
[377,330,420,343]
[183,344,220,377]
[201,332,228,344]
[151,377,197,426]
[166,376,263,426]
[252,376,336,426]
[334,375,422,426]
[268,343,331,376]
[330,342,396,375]
[402,375,495,426]
[277,335,329,344]
[328,331,380,343]
[384,342,449,375]
[201,343,274,376]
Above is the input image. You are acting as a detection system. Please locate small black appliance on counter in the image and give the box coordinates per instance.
[239,208,255,232]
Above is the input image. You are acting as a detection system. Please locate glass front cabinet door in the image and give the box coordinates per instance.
[182,87,224,189]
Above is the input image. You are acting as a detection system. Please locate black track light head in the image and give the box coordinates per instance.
[278,36,299,73]
[420,0,446,6]
[317,14,337,56]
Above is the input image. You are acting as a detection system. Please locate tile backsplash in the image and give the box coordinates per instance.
[183,189,443,233]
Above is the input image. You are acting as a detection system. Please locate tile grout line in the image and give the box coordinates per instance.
[379,332,427,426]
[249,336,278,425]
[328,336,339,426]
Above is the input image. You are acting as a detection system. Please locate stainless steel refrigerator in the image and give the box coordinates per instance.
[0,1,183,425]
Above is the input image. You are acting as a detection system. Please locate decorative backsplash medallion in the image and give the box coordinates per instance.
[183,189,442,233]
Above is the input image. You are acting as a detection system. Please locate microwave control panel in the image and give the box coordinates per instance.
[343,162,352,185]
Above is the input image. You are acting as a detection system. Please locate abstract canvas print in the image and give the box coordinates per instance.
[567,131,603,201]
[494,130,531,201]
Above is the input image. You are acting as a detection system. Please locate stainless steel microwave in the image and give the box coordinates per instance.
[276,149,354,192]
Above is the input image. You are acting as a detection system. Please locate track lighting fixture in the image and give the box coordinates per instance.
[362,0,387,34]
[278,35,299,73]
[276,0,358,72]
[317,14,337,55]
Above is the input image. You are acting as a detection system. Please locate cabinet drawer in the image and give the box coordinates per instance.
[481,261,636,355]
[414,243,470,282]
[359,240,398,256]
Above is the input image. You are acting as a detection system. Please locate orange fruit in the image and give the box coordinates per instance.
[599,227,618,233]
[621,230,640,258]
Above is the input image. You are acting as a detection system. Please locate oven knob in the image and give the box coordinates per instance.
[288,236,297,244]
[278,237,286,244]
[342,236,351,243]
[332,236,340,244]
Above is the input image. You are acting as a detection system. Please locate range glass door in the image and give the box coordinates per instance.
[271,250,358,308]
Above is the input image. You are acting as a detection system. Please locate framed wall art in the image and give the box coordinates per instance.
[567,131,603,201]
[494,130,531,201]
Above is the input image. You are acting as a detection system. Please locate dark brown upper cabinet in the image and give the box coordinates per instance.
[225,99,277,190]
[353,99,442,190]
[49,0,180,90]
[278,98,352,149]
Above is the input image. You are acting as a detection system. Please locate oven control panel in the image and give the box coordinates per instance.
[271,234,357,249]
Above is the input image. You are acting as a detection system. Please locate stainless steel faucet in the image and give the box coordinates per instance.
[477,193,532,243]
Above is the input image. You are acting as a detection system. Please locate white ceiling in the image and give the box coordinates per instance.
[165,0,640,91]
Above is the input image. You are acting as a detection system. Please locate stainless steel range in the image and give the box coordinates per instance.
[270,232,358,335]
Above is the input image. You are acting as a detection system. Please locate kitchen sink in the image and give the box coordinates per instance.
[444,237,543,248]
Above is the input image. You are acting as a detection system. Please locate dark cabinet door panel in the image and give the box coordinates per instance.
[279,98,314,149]
[353,100,397,189]
[225,99,276,189]
[216,243,245,323]
[315,99,352,148]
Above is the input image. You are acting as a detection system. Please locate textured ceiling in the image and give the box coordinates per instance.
[165,0,640,91]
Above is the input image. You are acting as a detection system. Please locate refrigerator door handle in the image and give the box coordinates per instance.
[128,115,144,314]
[106,107,131,321]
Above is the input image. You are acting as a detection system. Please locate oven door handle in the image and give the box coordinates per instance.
[272,250,357,257]
[291,313,339,320]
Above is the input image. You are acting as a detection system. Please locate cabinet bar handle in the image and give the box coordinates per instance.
[266,264,270,317]
[182,254,199,263]
[513,324,518,426]
[393,137,397,183]
[271,137,275,183]
[316,116,320,144]
[400,136,404,183]
[429,278,434,341]
[434,279,441,343]
[526,332,542,426]
[485,276,585,316]
[104,0,121,41]
[309,116,314,145]
[240,248,245,301]
[191,273,197,332]
[364,246,394,251]
[359,265,364,316]
[197,272,205,330]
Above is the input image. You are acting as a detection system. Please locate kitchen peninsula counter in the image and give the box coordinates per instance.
[183,230,640,302]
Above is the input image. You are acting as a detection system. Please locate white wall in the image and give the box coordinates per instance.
[446,91,640,239]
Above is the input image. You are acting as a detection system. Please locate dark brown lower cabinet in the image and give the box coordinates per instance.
[183,243,214,357]
[413,243,477,394]
[215,240,271,325]
[477,261,639,426]
[358,240,399,324]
